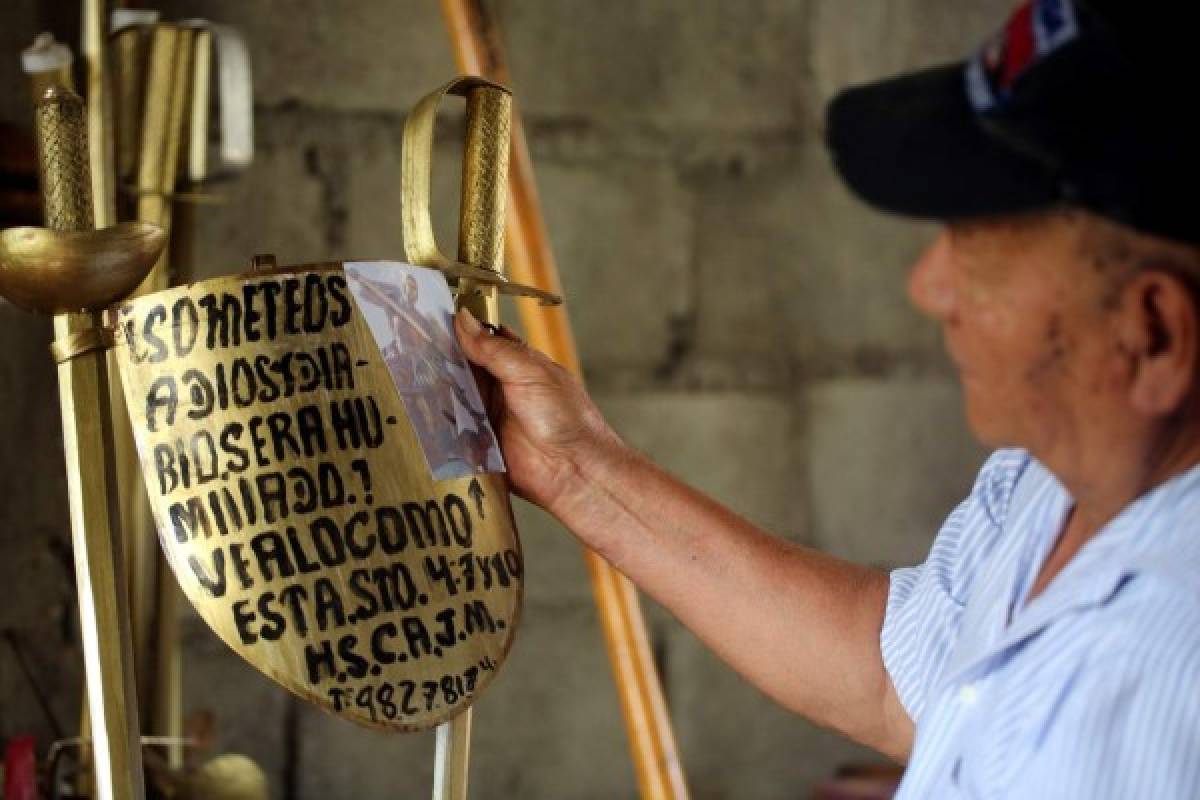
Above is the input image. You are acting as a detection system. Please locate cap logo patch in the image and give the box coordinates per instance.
[966,0,1078,112]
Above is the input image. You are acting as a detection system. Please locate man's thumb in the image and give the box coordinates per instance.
[455,308,535,383]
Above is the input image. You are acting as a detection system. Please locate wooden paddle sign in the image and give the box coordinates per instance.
[111,261,522,731]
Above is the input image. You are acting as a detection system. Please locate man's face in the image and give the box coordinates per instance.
[908,215,1118,458]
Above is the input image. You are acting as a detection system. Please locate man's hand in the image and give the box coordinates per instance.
[454,308,625,518]
[455,307,912,759]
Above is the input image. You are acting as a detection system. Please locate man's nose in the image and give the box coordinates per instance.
[908,231,956,320]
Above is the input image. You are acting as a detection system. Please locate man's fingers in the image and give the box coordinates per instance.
[495,323,523,343]
[455,308,543,384]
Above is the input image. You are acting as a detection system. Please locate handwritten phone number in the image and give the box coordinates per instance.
[327,656,498,722]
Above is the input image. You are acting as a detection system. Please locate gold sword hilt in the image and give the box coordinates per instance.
[0,88,164,316]
[457,84,511,319]
[36,86,95,233]
[401,76,561,307]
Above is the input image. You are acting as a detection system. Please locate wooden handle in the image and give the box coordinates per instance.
[439,3,690,798]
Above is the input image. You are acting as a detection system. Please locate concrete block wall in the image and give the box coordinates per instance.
[0,2,1013,797]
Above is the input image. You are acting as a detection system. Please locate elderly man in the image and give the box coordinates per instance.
[457,0,1200,795]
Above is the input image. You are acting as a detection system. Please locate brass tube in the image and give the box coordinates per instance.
[150,28,195,773]
[187,27,213,185]
[120,23,182,732]
[133,25,187,292]
[83,0,117,227]
[112,22,152,194]
[118,24,195,771]
[107,21,160,726]
[101,22,196,770]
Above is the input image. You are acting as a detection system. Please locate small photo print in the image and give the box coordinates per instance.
[345,261,506,481]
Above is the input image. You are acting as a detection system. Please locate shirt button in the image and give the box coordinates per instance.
[958,684,979,706]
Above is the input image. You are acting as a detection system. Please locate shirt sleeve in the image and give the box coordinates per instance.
[1002,607,1200,799]
[880,449,1030,722]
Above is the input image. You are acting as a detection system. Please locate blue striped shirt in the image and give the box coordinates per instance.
[884,449,1200,798]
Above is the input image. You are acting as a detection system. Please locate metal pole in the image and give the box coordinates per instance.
[432,712,473,800]
[82,0,116,227]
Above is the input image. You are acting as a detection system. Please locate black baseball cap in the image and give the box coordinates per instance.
[826,0,1197,245]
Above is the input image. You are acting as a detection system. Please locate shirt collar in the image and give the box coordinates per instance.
[1035,456,1200,598]
[945,456,1200,685]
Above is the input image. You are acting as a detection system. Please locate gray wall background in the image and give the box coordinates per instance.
[0,2,1007,797]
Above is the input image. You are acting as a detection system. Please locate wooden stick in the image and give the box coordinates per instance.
[438,4,690,798]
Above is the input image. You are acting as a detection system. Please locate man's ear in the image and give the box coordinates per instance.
[1118,270,1199,415]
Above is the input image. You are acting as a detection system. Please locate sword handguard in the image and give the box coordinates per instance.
[401,76,562,307]
[0,88,164,315]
